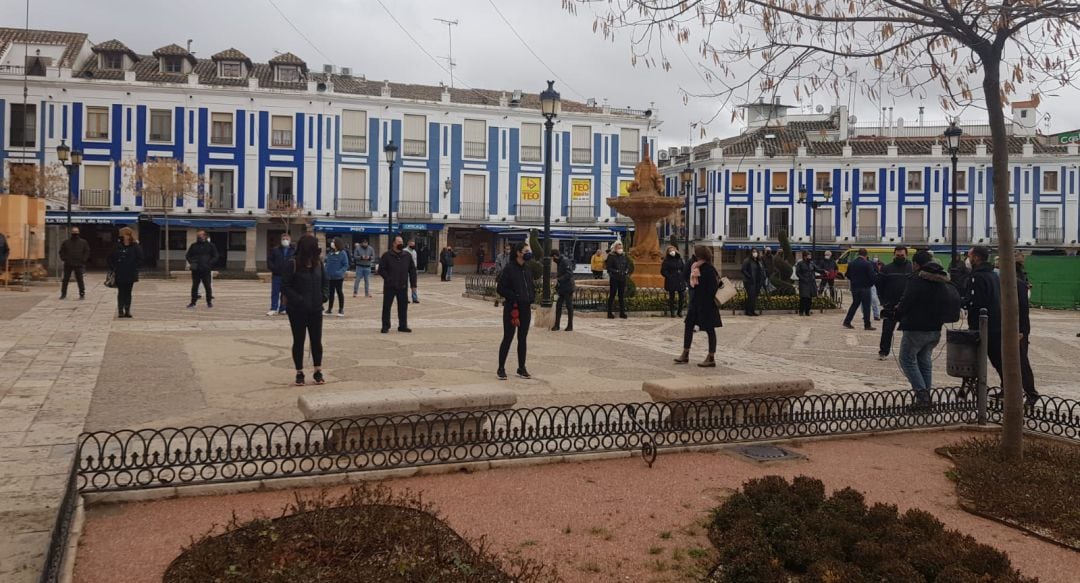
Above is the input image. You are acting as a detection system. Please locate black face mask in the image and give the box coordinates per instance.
[395,244,404,251]
[71,234,79,239]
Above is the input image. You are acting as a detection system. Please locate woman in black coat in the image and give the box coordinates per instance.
[282,234,329,387]
[496,241,535,380]
[108,227,143,318]
[660,245,687,318]
[794,251,818,316]
[674,245,723,367]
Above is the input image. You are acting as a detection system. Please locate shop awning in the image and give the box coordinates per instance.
[483,225,621,241]
[148,218,257,229]
[45,211,141,225]
[312,220,444,234]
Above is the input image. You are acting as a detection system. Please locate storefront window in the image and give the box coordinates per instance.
[228,231,247,251]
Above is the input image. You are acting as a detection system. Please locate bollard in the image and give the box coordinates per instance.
[976,308,988,426]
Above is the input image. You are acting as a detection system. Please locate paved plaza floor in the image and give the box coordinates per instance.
[1,273,1079,581]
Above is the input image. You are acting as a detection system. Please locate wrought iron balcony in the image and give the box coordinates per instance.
[460,202,488,222]
[943,226,971,243]
[336,198,372,218]
[520,146,542,163]
[78,189,111,210]
[267,197,301,212]
[341,135,367,153]
[403,139,426,157]
[515,204,544,224]
[619,150,639,166]
[397,200,430,219]
[568,204,595,224]
[768,223,792,240]
[463,141,487,159]
[205,194,234,211]
[902,226,928,243]
[855,225,880,242]
[694,222,708,240]
[1035,226,1064,245]
[571,148,592,165]
[988,226,1019,243]
[813,225,835,241]
[728,223,750,240]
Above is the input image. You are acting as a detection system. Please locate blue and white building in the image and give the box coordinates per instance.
[0,27,654,270]
[658,99,1080,265]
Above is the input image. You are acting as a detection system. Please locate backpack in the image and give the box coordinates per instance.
[940,280,962,323]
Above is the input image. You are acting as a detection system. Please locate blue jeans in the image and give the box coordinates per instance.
[843,288,872,327]
[899,330,940,398]
[412,288,420,302]
[870,287,880,319]
[353,267,371,296]
[270,275,285,312]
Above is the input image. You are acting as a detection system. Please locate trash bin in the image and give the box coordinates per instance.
[946,329,980,379]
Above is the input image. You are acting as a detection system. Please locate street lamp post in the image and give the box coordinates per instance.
[539,80,561,308]
[384,141,398,238]
[55,141,83,229]
[944,121,963,265]
[680,166,693,258]
[798,183,832,259]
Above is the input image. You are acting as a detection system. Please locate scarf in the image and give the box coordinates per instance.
[690,260,705,288]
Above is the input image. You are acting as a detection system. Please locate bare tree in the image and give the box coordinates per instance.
[570,0,1080,460]
[122,157,203,275]
[2,162,70,205]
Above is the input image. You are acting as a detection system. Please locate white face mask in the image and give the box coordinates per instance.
[281,240,291,247]
[824,253,831,259]
[752,253,759,259]
[668,251,676,257]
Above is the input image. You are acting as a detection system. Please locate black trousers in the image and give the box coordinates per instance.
[745,287,759,315]
[818,279,835,295]
[683,323,717,353]
[799,296,812,315]
[117,281,134,313]
[554,291,574,328]
[327,279,344,311]
[878,305,899,356]
[191,269,213,303]
[382,287,409,330]
[287,309,323,370]
[61,265,85,296]
[989,334,1038,398]
[844,288,872,327]
[607,279,626,315]
[498,302,531,370]
[667,290,685,315]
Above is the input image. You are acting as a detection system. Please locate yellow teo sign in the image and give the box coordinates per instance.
[618,180,633,197]
[520,176,541,202]
[571,178,591,200]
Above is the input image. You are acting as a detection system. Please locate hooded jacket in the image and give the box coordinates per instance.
[555,255,576,295]
[282,260,328,314]
[894,262,951,331]
[875,258,914,306]
[661,253,687,292]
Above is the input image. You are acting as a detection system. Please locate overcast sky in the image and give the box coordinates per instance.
[9,0,1080,146]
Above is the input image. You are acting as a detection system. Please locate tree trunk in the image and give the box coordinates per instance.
[982,56,1024,461]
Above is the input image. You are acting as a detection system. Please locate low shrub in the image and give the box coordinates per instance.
[705,475,1034,583]
[720,291,838,311]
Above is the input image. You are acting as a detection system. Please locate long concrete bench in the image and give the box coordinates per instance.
[298,385,517,451]
[642,374,813,425]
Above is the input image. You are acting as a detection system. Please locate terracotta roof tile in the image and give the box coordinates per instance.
[211,48,252,67]
[92,39,138,61]
[268,52,306,71]
[0,27,87,68]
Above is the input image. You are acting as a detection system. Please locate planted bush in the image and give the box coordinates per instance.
[705,475,1034,583]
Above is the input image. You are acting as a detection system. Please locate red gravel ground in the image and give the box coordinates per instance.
[74,430,1080,583]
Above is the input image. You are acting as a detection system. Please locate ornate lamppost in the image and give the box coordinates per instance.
[384,140,398,237]
[798,182,832,258]
[539,80,561,308]
[680,165,693,258]
[944,121,963,265]
[56,141,83,229]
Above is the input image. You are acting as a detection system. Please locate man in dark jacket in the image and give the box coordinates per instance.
[378,235,418,333]
[661,246,687,317]
[59,227,91,300]
[965,245,1002,379]
[551,249,575,331]
[740,249,766,316]
[1015,254,1039,406]
[894,250,951,406]
[842,248,877,330]
[875,245,914,358]
[185,230,218,309]
[605,241,631,319]
[267,234,293,315]
[948,253,971,295]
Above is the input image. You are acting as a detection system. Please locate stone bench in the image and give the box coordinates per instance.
[642,374,813,426]
[298,385,517,452]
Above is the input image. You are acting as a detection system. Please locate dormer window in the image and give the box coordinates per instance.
[275,65,300,83]
[101,53,123,71]
[162,56,183,74]
[219,61,242,78]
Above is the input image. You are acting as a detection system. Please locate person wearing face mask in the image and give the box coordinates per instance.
[674,245,723,367]
[875,245,914,359]
[323,237,349,317]
[352,239,375,298]
[948,253,972,296]
[377,235,418,333]
[551,248,575,331]
[817,250,838,296]
[59,227,90,300]
[496,242,535,379]
[740,249,765,316]
[661,246,687,318]
[185,230,218,309]
[267,234,294,315]
[795,251,818,316]
[405,240,420,303]
[605,241,631,319]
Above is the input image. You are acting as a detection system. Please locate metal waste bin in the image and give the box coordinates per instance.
[946,329,980,379]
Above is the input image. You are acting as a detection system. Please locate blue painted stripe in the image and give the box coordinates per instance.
[508,128,519,215]
[487,125,499,216]
[450,123,462,214]
[429,121,441,213]
[316,114,323,211]
[48,104,54,140]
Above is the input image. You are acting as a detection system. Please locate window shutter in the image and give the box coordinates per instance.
[572,125,591,148]
[619,128,639,151]
[272,116,292,132]
[84,165,110,190]
[404,115,426,141]
[342,110,367,136]
[464,120,486,143]
[341,169,367,199]
[521,123,541,148]
[463,174,486,204]
[402,171,426,201]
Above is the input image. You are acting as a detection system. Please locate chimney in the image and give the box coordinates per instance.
[918,106,925,127]
[838,105,849,140]
[976,140,987,157]
[381,80,391,98]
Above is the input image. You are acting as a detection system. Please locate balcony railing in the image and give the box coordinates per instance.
[336,198,372,218]
[460,202,488,222]
[1035,226,1064,245]
[403,139,426,157]
[267,197,300,212]
[988,226,1019,243]
[902,226,928,243]
[205,194,234,211]
[855,225,880,242]
[78,189,111,210]
[728,223,750,240]
[516,204,544,224]
[768,223,792,239]
[813,225,835,241]
[571,148,592,165]
[943,226,971,243]
[619,150,639,166]
[341,135,367,153]
[463,141,487,159]
[271,131,293,147]
[397,200,430,219]
[520,146,542,163]
[694,222,708,240]
[0,64,46,77]
[568,204,595,224]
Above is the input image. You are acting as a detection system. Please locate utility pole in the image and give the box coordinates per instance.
[434,18,459,89]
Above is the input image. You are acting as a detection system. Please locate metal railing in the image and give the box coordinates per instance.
[397,200,430,218]
[571,148,592,165]
[813,225,835,241]
[728,223,750,240]
[267,197,300,212]
[619,151,639,166]
[1035,226,1064,245]
[403,139,426,157]
[463,141,487,159]
[903,226,928,243]
[336,198,371,218]
[943,226,971,244]
[205,194,234,211]
[768,223,791,239]
[0,64,47,77]
[460,202,488,221]
[78,189,111,209]
[520,146,542,163]
[855,225,880,242]
[516,204,544,223]
[341,135,367,153]
[988,226,1019,243]
[271,131,293,148]
[694,222,709,240]
[568,204,595,224]
[37,460,78,583]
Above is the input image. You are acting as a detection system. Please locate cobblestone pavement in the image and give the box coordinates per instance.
[1,273,1079,580]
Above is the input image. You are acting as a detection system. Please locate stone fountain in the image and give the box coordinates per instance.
[606,150,685,289]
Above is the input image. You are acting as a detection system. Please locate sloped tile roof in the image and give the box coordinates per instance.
[0,27,87,67]
[268,51,306,71]
[211,48,252,66]
[92,39,139,60]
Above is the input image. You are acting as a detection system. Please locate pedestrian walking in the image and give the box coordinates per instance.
[965,246,1002,380]
[406,240,420,303]
[740,249,765,316]
[875,246,914,359]
[817,251,838,295]
[352,239,375,298]
[1015,253,1039,406]
[440,246,456,281]
[795,251,818,316]
[590,248,606,279]
[893,250,953,408]
[496,241,535,379]
[282,234,328,387]
[108,227,143,318]
[870,257,883,320]
[494,243,511,307]
[267,234,293,315]
[551,248,575,331]
[842,248,877,330]
[605,241,631,319]
[324,237,348,317]
[185,230,217,309]
[661,246,687,318]
[674,245,723,367]
[59,227,90,300]
[948,253,971,295]
[378,235,417,333]
[475,245,486,274]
